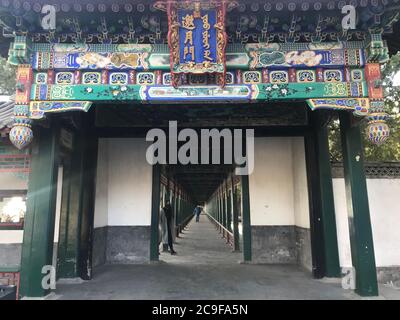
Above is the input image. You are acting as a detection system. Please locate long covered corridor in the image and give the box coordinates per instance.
[52,215,367,300]
[160,214,240,265]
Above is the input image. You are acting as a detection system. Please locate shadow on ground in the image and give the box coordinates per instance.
[52,215,399,300]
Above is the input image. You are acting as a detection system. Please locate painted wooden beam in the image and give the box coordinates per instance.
[28,42,367,71]
[30,82,368,103]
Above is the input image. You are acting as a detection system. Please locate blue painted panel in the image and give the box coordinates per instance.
[178,10,217,65]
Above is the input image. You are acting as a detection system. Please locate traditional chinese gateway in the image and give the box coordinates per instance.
[0,0,400,299]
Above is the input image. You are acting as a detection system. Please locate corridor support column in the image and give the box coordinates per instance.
[217,189,222,233]
[150,164,161,261]
[20,125,59,297]
[241,174,252,262]
[57,128,83,279]
[77,114,98,280]
[222,187,227,234]
[231,174,240,251]
[305,111,341,279]
[314,111,341,277]
[339,112,378,296]
[225,180,232,232]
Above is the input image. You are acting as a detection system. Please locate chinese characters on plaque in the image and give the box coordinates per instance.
[179,10,217,66]
[160,0,228,87]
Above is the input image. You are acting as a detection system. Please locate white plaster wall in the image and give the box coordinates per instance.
[0,173,28,190]
[0,230,23,244]
[94,139,109,228]
[333,178,400,267]
[332,179,353,267]
[249,137,295,225]
[0,166,63,245]
[0,165,29,245]
[0,137,153,248]
[107,138,153,226]
[367,179,400,266]
[53,166,63,242]
[291,137,310,229]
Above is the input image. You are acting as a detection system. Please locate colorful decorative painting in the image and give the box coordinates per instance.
[247,44,364,69]
[30,101,93,119]
[307,98,370,116]
[143,85,252,101]
[6,34,390,148]
[29,81,367,103]
[33,51,150,70]
[30,43,366,72]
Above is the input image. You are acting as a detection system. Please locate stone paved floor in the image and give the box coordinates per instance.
[52,215,400,300]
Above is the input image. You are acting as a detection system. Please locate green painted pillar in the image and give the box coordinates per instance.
[241,174,252,262]
[220,191,224,227]
[183,198,185,223]
[177,194,181,226]
[176,193,181,237]
[224,187,229,229]
[219,191,223,231]
[213,196,216,220]
[215,196,217,220]
[177,195,181,231]
[305,128,326,278]
[217,195,219,223]
[181,196,183,224]
[231,175,240,251]
[225,192,229,230]
[211,197,214,220]
[77,115,98,280]
[150,164,161,261]
[211,197,214,218]
[339,112,378,297]
[217,192,221,229]
[183,202,186,228]
[222,190,226,228]
[57,128,85,279]
[214,196,217,221]
[171,194,175,225]
[314,112,341,277]
[20,125,59,298]
[172,192,178,238]
[166,172,170,207]
[226,181,232,232]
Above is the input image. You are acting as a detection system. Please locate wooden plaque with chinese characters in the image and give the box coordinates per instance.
[160,1,229,87]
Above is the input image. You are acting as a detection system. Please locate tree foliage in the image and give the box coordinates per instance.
[0,56,16,95]
[329,54,400,162]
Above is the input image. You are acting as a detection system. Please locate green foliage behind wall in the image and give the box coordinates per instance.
[329,53,400,162]
[0,56,16,95]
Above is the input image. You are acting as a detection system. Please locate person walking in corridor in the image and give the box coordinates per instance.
[194,206,201,222]
[163,200,177,255]
[159,206,169,252]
